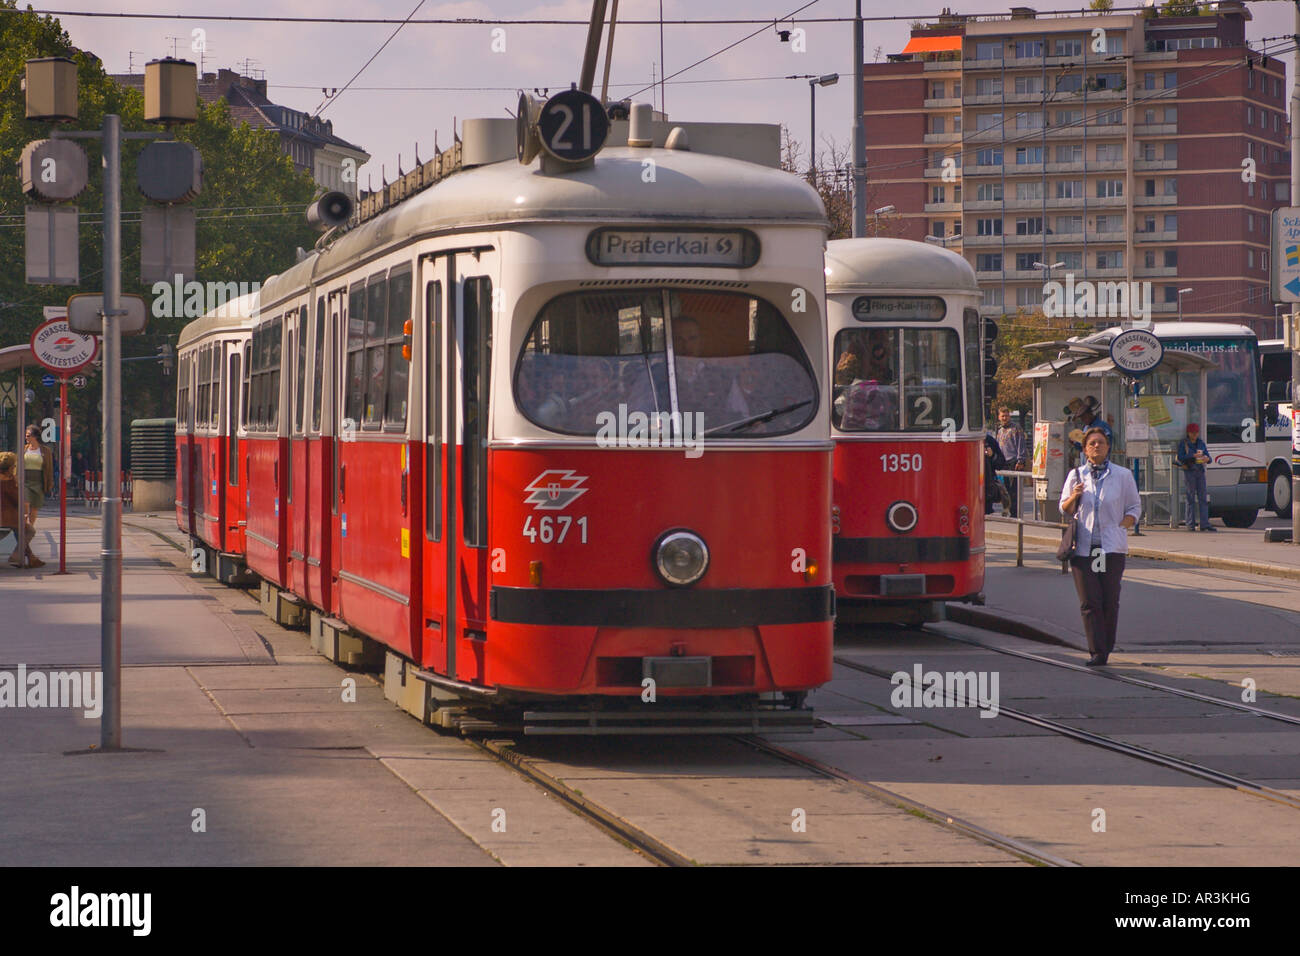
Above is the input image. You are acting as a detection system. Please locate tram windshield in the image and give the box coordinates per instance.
[832,328,963,432]
[515,290,818,437]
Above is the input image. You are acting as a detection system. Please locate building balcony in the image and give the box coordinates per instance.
[923,166,963,179]
[1045,197,1088,209]
[1006,162,1045,174]
[924,201,962,213]
[1087,231,1128,243]
[924,131,962,144]
[1135,229,1177,242]
[965,164,1004,176]
[1004,232,1049,245]
[1089,159,1128,171]
[1089,267,1128,279]
[1134,194,1178,206]
[1004,268,1050,280]
[963,57,1004,71]
[1136,265,1178,277]
[964,198,1003,211]
[1133,123,1176,135]
[1047,231,1086,243]
[978,303,1008,316]
[964,93,1003,106]
[1135,50,1179,63]
[1045,160,1086,173]
[1082,87,1126,100]
[923,58,962,71]
[964,233,1005,246]
[924,97,962,109]
[1151,301,1178,313]
[1002,91,1053,104]
[1089,195,1126,207]
[966,127,1006,143]
[1134,158,1177,171]
[1084,123,1128,137]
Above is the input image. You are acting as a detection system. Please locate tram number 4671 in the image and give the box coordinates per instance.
[523,515,590,543]
[880,453,923,473]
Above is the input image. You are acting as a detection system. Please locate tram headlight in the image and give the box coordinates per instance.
[886,500,919,534]
[654,530,709,587]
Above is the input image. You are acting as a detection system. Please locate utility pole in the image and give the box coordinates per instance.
[1293,1,1299,546]
[851,0,866,237]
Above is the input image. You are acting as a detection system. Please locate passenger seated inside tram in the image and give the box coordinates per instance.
[832,330,899,431]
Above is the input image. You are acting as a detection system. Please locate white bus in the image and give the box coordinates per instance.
[1260,339,1296,518]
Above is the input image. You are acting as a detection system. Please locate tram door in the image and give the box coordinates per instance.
[421,250,496,682]
[287,304,308,595]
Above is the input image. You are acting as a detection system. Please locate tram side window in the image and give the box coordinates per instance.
[385,266,412,429]
[833,329,899,431]
[195,347,207,430]
[345,283,367,425]
[462,276,491,548]
[963,308,983,432]
[228,351,240,484]
[295,305,308,434]
[269,317,282,431]
[362,275,388,428]
[241,342,251,432]
[900,330,961,430]
[425,281,442,543]
[312,297,325,432]
[252,326,264,430]
[211,345,221,429]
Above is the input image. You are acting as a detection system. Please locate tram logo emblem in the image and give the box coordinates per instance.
[524,470,589,511]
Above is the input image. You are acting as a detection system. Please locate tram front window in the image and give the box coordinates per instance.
[516,290,818,438]
[832,328,962,432]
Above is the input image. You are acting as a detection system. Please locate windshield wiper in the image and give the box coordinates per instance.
[703,399,813,438]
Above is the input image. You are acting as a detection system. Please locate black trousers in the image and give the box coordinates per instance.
[1068,553,1127,659]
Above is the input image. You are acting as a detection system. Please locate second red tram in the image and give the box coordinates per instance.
[179,112,835,732]
[825,238,986,624]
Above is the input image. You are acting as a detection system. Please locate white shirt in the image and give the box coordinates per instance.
[1059,461,1141,556]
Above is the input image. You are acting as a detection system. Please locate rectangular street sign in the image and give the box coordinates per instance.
[1272,207,1300,301]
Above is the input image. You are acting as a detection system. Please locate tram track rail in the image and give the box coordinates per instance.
[831,654,1300,814]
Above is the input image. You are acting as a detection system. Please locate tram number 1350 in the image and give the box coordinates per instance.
[522,515,590,544]
[880,453,923,473]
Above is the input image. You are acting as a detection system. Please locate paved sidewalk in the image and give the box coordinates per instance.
[0,511,642,866]
[987,514,1300,582]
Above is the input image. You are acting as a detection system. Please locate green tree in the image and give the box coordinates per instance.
[1,0,316,463]
[1089,0,1114,12]
[1159,0,1200,17]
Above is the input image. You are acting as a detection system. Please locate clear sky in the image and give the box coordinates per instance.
[48,1,1300,186]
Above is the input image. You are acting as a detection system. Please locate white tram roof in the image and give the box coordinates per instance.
[260,147,828,309]
[176,289,261,349]
[824,238,979,295]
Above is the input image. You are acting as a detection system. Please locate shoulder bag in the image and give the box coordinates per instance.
[1056,466,1083,563]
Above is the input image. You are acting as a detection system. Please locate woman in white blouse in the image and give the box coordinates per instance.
[1059,427,1142,666]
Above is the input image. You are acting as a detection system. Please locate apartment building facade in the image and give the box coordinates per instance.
[862,3,1287,336]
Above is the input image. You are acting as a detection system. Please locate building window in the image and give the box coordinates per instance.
[1163,178,1177,196]
[1164,214,1178,232]
[1164,249,1178,269]
[1106,36,1124,55]
[931,220,945,238]
[1056,180,1083,199]
[1248,71,1254,90]
[1015,181,1043,200]
[1144,179,1156,197]
[1090,72,1124,91]
[983,286,1003,307]
[977,148,1003,166]
[932,185,946,203]
[952,220,962,236]
[1248,249,1254,269]
[1144,250,1156,269]
[974,77,1002,95]
[977,218,1002,236]
[1015,217,1043,235]
[1014,39,1043,59]
[1056,144,1083,164]
[1055,215,1083,234]
[1096,179,1123,198]
[1164,142,1178,161]
[1096,143,1123,163]
[930,81,945,98]
[1016,286,1043,306]
[1096,108,1122,126]
[1057,109,1084,126]
[1055,74,1082,93]
[1262,181,1270,199]
[1144,73,1158,91]
[1059,252,1082,270]
[931,116,946,134]
[1096,215,1123,233]
[1015,146,1044,165]
[1054,38,1082,57]
[1015,252,1037,271]
[1247,105,1254,126]
[976,112,1003,130]
[1016,111,1044,130]
[975,41,1001,60]
[977,183,1003,201]
[977,254,1002,272]
[1096,250,1123,269]
[1164,72,1176,90]
[1262,251,1268,272]
[1014,75,1043,94]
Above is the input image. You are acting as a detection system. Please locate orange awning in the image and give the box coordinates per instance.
[901,35,963,55]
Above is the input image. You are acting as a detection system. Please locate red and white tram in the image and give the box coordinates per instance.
[825,238,986,625]
[180,109,835,732]
[175,291,258,583]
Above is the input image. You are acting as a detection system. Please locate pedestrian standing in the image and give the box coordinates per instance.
[1175,423,1215,532]
[994,406,1027,518]
[983,432,1007,515]
[1059,427,1141,666]
[23,424,54,530]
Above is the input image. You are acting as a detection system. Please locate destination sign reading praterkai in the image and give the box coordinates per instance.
[586,228,759,268]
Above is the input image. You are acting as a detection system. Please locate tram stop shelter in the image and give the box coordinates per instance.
[1020,336,1214,526]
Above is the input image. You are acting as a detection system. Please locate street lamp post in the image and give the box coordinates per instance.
[871,204,895,236]
[808,73,839,183]
[925,234,959,247]
[1178,287,1193,322]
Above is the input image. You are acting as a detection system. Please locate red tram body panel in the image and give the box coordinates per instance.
[825,238,987,624]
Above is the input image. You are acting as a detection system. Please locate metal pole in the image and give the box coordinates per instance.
[658,0,666,114]
[599,0,620,105]
[58,377,67,575]
[851,0,865,238]
[101,112,122,750]
[809,79,817,182]
[578,0,609,93]
[1293,1,1300,546]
